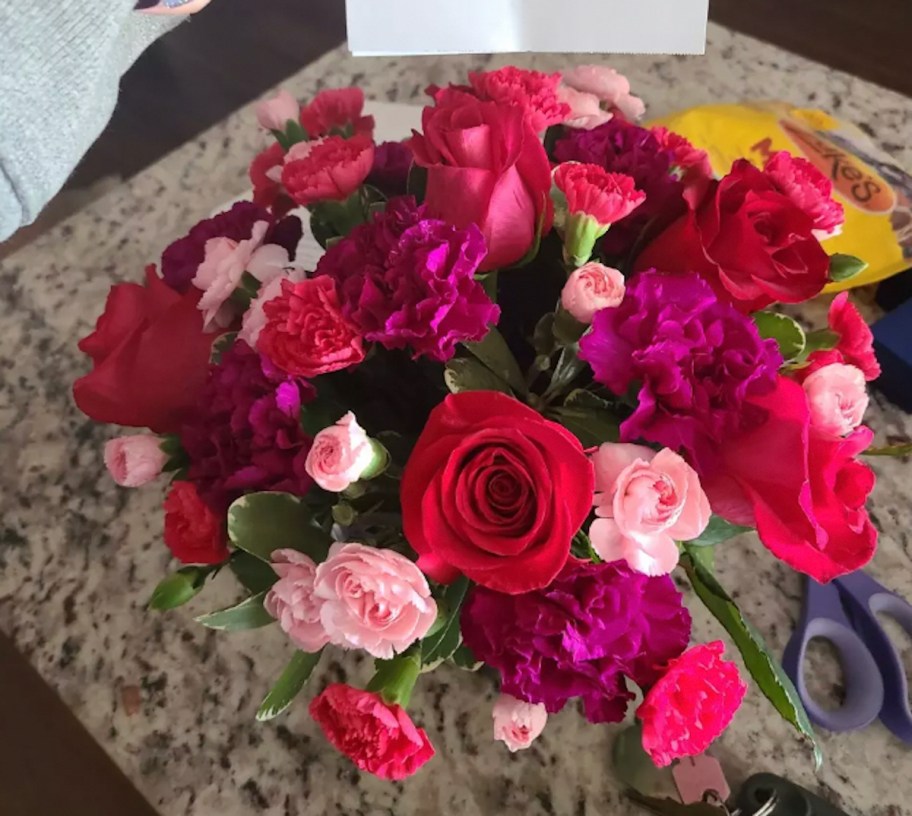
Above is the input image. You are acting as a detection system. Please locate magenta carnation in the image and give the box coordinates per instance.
[460,558,692,723]
[579,270,782,466]
[315,197,499,362]
[180,340,315,511]
[161,202,303,293]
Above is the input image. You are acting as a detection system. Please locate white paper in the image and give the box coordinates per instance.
[346,0,708,56]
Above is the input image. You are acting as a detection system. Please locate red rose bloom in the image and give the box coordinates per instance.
[636,159,829,312]
[309,684,434,781]
[299,88,375,139]
[162,481,228,565]
[258,276,364,377]
[401,391,594,594]
[281,134,374,206]
[553,162,645,226]
[408,88,553,271]
[467,67,569,133]
[249,142,294,216]
[74,265,214,434]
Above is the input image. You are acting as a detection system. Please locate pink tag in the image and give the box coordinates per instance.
[672,754,731,805]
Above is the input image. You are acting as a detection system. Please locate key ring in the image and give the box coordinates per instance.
[703,789,779,816]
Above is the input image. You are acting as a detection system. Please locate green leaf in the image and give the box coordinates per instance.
[444,358,512,395]
[753,312,807,362]
[148,567,209,610]
[367,652,421,707]
[195,591,274,631]
[210,332,237,365]
[685,515,753,547]
[553,307,587,347]
[570,529,600,562]
[803,328,840,356]
[406,164,428,202]
[829,253,868,283]
[544,345,587,400]
[229,551,278,593]
[863,442,912,457]
[421,576,470,667]
[532,313,557,357]
[549,389,620,448]
[450,643,483,671]
[309,211,337,250]
[227,492,331,563]
[463,326,527,395]
[680,549,823,769]
[612,724,677,798]
[256,651,323,721]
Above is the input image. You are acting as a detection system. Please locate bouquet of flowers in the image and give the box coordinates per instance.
[74,65,886,780]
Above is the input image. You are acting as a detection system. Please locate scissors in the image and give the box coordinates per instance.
[782,570,912,743]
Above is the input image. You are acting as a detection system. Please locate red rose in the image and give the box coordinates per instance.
[162,481,228,565]
[299,88,375,139]
[258,276,364,377]
[249,142,294,216]
[401,391,594,594]
[408,88,553,271]
[74,265,214,434]
[700,376,877,582]
[636,159,829,312]
[309,684,434,780]
[281,134,374,206]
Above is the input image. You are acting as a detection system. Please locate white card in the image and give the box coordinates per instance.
[346,0,708,56]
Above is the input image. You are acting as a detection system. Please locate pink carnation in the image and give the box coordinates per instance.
[651,126,714,207]
[554,163,646,227]
[281,134,374,206]
[803,363,868,438]
[561,262,625,324]
[764,151,845,239]
[299,87,374,139]
[468,66,570,132]
[492,694,548,752]
[239,267,306,348]
[104,435,167,487]
[305,412,375,492]
[826,292,881,381]
[314,543,438,659]
[561,65,644,121]
[558,85,613,130]
[637,641,747,767]
[265,549,330,653]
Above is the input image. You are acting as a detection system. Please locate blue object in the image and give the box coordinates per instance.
[783,570,912,743]
[872,295,912,412]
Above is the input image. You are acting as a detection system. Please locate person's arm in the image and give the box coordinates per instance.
[0,2,180,242]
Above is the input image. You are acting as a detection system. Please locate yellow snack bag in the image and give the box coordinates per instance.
[649,101,912,290]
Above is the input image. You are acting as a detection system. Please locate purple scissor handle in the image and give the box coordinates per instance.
[782,570,912,743]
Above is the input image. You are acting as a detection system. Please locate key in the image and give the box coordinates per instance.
[626,789,731,815]
[737,773,854,816]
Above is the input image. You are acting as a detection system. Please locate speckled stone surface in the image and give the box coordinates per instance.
[2,22,912,816]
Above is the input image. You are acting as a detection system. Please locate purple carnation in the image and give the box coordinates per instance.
[161,201,303,293]
[366,141,414,198]
[461,559,691,723]
[579,270,782,466]
[180,340,315,512]
[553,119,685,256]
[315,196,499,362]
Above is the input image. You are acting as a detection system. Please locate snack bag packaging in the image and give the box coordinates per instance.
[650,101,912,291]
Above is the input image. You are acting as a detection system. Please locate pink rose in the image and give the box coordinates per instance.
[314,543,437,659]
[492,694,548,752]
[264,549,330,653]
[561,262,625,324]
[255,89,299,131]
[637,641,747,767]
[557,86,613,130]
[238,267,306,348]
[589,444,711,575]
[103,434,167,487]
[305,412,376,492]
[192,221,290,329]
[803,363,868,438]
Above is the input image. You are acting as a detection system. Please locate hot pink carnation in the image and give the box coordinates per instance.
[637,641,747,767]
[281,134,374,206]
[554,163,646,227]
[309,684,434,780]
[265,549,330,653]
[468,66,570,132]
[764,151,845,239]
[804,292,881,382]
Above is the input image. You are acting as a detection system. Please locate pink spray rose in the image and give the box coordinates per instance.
[255,89,299,131]
[589,444,711,575]
[305,412,376,492]
[492,693,548,752]
[103,435,167,487]
[803,363,868,438]
[558,85,613,130]
[561,65,645,121]
[314,543,438,659]
[265,549,330,653]
[561,262,625,324]
[637,641,747,767]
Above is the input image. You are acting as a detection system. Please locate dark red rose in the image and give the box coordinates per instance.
[408,88,553,271]
[74,265,214,433]
[162,481,228,565]
[636,159,829,312]
[400,391,594,594]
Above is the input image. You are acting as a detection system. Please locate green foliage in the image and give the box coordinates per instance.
[421,577,471,667]
[548,389,620,447]
[685,515,753,547]
[463,326,527,395]
[367,652,422,707]
[256,651,323,721]
[229,551,278,593]
[227,492,331,563]
[828,253,868,283]
[444,358,512,395]
[753,311,807,362]
[148,567,210,610]
[195,591,274,631]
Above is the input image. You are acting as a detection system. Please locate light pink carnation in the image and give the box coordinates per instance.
[265,549,331,653]
[103,435,167,487]
[492,694,548,752]
[255,89,299,131]
[557,86,613,131]
[314,542,437,659]
[239,267,306,347]
[305,412,375,492]
[589,444,711,575]
[562,65,645,121]
[192,220,290,329]
[561,262,625,323]
[803,362,868,438]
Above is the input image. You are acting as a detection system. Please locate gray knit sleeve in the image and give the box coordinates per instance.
[0,3,178,242]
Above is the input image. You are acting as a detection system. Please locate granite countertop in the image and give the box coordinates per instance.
[2,22,912,816]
